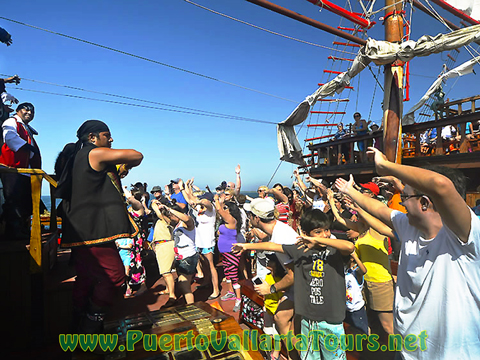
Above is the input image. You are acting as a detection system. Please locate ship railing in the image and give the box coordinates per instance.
[301,106,480,173]
[302,131,383,172]
[0,166,58,273]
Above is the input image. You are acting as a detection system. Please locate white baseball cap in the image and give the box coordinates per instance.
[244,198,275,220]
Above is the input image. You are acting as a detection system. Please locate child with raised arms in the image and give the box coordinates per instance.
[232,208,354,360]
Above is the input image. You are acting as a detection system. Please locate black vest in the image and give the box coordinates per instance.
[60,143,138,247]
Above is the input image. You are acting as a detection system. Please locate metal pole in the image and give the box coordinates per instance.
[245,0,367,45]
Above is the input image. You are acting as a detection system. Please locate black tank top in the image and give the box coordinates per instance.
[61,143,138,247]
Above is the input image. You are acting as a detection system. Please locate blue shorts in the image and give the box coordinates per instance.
[198,246,215,255]
[118,250,131,267]
[300,317,346,360]
[175,253,199,276]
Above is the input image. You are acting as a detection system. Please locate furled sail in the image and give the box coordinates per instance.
[403,56,480,123]
[278,24,480,165]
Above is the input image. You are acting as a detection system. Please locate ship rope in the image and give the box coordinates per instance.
[0,16,298,104]
[183,0,356,55]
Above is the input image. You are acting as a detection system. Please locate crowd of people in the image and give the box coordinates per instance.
[44,118,477,360]
[0,80,479,359]
[419,121,480,155]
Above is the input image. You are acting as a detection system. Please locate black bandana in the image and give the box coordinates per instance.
[76,120,110,139]
[56,120,110,200]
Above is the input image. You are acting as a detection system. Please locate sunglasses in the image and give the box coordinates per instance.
[400,194,425,202]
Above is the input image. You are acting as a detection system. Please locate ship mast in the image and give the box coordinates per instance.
[383,0,405,162]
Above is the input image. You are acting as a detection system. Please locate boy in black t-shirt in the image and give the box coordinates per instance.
[232,209,353,360]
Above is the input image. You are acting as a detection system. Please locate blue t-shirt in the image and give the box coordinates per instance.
[171,191,188,206]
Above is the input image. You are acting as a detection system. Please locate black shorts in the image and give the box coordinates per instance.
[175,253,199,276]
[345,306,369,334]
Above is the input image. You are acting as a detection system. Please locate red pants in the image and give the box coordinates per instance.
[72,242,125,310]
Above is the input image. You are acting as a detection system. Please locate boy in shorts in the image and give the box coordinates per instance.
[233,209,354,360]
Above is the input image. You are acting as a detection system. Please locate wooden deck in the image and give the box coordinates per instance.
[6,248,398,359]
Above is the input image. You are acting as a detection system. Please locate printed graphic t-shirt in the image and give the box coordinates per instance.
[282,244,348,324]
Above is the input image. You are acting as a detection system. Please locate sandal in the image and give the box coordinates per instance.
[208,293,221,300]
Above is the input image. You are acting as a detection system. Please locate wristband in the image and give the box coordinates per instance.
[270,284,277,294]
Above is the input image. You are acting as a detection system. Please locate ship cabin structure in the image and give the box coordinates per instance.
[301,95,480,206]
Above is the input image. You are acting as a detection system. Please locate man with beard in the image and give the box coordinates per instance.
[56,120,143,333]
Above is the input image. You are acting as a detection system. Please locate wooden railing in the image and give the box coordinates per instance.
[303,96,480,171]
[0,166,57,272]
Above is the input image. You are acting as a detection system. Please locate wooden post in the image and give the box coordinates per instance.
[383,0,404,163]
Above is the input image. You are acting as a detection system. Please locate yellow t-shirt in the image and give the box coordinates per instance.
[355,228,392,283]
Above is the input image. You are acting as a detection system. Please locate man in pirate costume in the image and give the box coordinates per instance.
[0,102,41,239]
[56,120,143,333]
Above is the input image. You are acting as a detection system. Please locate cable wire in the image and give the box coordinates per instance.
[0,74,272,122]
[184,0,358,55]
[9,86,278,125]
[0,16,298,103]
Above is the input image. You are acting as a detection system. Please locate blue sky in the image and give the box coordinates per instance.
[1,0,478,194]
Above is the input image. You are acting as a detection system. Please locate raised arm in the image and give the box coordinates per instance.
[351,250,367,277]
[369,147,471,242]
[373,176,404,193]
[182,178,198,206]
[335,174,394,229]
[346,200,396,240]
[162,204,194,231]
[124,187,145,216]
[308,175,328,197]
[215,195,236,228]
[234,164,242,196]
[89,148,143,172]
[296,234,354,256]
[294,169,308,192]
[326,189,364,233]
[267,187,288,203]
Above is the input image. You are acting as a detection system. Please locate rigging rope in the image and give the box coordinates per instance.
[419,0,480,58]
[0,74,270,122]
[9,87,278,125]
[183,0,357,55]
[368,66,381,121]
[0,16,298,104]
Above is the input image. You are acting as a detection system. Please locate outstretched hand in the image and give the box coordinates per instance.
[367,147,389,175]
[235,164,241,174]
[231,243,247,254]
[335,174,355,195]
[326,188,335,202]
[123,186,133,199]
[296,235,319,252]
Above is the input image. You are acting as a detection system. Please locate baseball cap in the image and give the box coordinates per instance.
[150,186,162,194]
[170,178,181,184]
[360,182,380,196]
[198,192,214,202]
[244,198,275,220]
